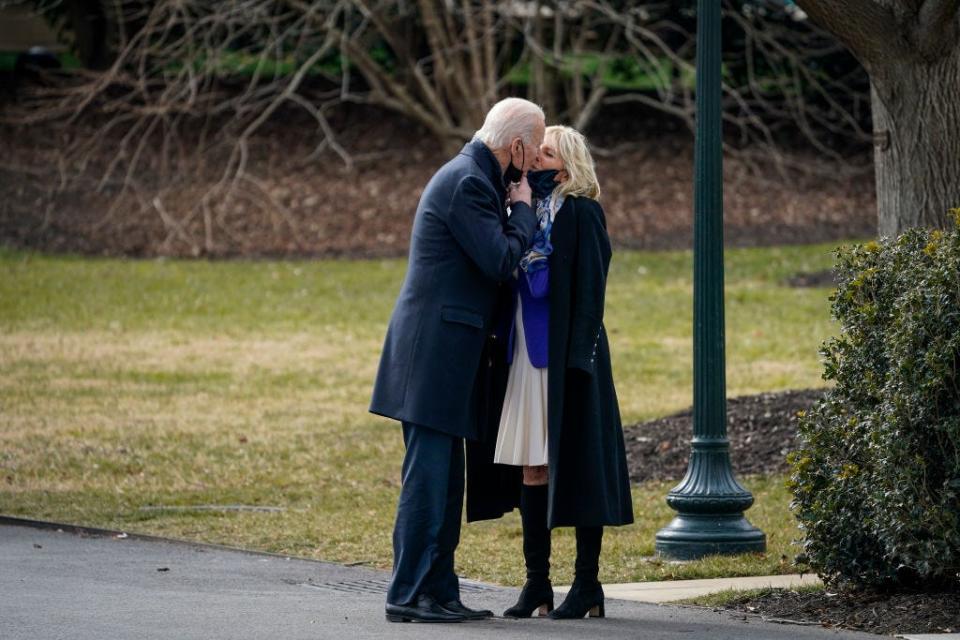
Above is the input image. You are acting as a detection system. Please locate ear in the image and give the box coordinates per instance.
[557,169,569,183]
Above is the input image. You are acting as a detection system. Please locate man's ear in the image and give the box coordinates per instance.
[512,138,523,161]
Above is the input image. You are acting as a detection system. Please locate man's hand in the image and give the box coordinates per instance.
[507,174,532,207]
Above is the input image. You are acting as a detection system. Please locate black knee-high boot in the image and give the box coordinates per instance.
[549,526,604,619]
[503,484,554,618]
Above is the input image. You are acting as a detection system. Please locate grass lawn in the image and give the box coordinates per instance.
[0,242,846,586]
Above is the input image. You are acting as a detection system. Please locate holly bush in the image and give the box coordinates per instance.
[790,210,960,589]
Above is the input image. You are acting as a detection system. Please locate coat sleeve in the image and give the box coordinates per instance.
[447,175,538,282]
[567,198,612,374]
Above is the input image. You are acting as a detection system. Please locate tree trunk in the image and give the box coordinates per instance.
[871,46,960,237]
[794,0,960,236]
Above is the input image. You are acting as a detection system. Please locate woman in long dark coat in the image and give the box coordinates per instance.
[465,125,634,620]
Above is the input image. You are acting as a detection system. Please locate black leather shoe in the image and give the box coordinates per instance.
[549,580,605,619]
[503,578,554,618]
[385,594,466,623]
[440,599,494,620]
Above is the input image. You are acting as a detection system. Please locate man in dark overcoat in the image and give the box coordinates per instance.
[370,97,545,623]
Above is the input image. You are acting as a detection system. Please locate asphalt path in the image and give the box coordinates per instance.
[0,520,875,640]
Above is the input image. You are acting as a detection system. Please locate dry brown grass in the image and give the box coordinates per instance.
[0,245,843,584]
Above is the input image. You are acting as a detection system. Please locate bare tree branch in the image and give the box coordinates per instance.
[6,0,877,255]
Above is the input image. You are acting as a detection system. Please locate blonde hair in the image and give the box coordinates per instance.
[546,125,600,200]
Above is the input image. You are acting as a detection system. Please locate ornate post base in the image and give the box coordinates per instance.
[655,444,766,560]
[656,514,767,560]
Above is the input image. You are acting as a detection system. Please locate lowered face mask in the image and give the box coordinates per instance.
[527,169,560,199]
[503,143,525,186]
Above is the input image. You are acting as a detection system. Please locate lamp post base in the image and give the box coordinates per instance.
[655,513,766,560]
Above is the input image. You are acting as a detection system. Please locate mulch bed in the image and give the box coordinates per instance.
[625,388,960,636]
[722,588,960,636]
[622,388,824,483]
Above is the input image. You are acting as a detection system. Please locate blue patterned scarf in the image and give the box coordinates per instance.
[519,191,564,273]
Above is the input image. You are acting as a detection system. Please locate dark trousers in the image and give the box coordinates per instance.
[386,421,465,606]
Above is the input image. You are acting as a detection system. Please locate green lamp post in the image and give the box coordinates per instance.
[654,0,766,560]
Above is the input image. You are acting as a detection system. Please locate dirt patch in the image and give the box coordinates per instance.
[784,270,838,288]
[0,103,876,258]
[721,587,960,636]
[623,388,824,483]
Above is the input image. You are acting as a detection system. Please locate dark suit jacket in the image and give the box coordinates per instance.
[369,139,539,440]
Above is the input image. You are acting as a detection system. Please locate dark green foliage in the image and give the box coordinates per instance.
[790,210,960,589]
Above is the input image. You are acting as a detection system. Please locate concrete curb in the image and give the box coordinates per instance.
[556,573,824,604]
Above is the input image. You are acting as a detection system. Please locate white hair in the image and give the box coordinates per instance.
[473,98,545,150]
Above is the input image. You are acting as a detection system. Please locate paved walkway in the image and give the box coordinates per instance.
[0,518,875,640]
[557,573,823,604]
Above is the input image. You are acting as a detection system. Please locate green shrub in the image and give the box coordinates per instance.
[790,210,960,589]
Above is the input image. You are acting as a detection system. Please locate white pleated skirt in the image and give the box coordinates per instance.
[493,295,549,466]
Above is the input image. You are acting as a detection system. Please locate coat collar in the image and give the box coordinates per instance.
[460,138,507,204]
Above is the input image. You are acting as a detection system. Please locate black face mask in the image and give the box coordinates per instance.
[503,142,524,186]
[527,169,560,199]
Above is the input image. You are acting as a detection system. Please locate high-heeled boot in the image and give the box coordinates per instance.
[503,484,554,618]
[549,526,604,619]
